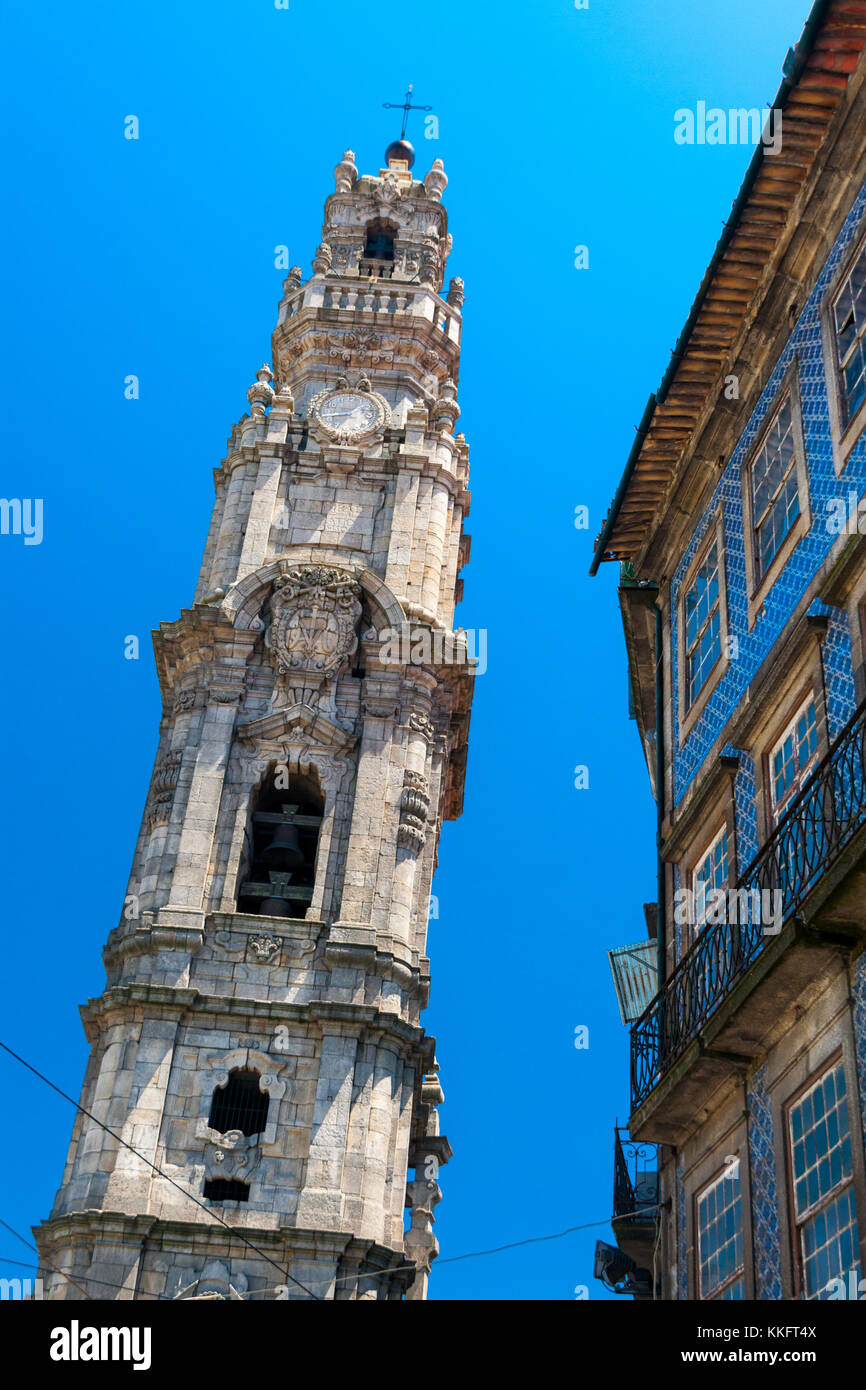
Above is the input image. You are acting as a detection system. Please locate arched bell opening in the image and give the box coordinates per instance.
[362,219,397,277]
[236,766,324,919]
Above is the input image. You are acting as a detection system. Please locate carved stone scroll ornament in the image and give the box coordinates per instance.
[397,769,430,855]
[246,934,283,965]
[146,749,183,830]
[266,566,362,712]
[327,329,396,366]
[407,711,435,743]
[377,171,401,204]
[419,249,440,287]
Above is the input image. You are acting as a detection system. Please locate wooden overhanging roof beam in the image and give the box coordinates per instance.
[590,0,866,576]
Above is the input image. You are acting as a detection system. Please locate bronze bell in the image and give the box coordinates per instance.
[262,820,304,870]
[259,894,293,918]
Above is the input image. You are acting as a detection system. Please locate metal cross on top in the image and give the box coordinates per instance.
[382,84,432,139]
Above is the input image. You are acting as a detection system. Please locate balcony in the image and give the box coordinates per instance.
[595,1129,659,1298]
[631,698,866,1142]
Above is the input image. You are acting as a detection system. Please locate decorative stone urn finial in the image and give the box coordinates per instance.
[424,158,448,202]
[432,377,460,435]
[246,363,275,416]
[334,150,357,192]
[312,242,332,276]
[447,276,465,310]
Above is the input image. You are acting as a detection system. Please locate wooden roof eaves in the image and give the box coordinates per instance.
[589,0,865,577]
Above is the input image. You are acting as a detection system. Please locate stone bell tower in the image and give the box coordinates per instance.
[35,143,474,1301]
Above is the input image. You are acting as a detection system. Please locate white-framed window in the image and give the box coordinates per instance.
[787,1058,861,1300]
[692,827,729,931]
[749,393,800,582]
[830,239,866,427]
[685,540,721,710]
[769,695,819,819]
[696,1163,745,1300]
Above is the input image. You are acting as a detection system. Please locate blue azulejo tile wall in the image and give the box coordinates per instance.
[670,180,866,809]
[747,1066,783,1300]
[853,953,866,1156]
[727,745,758,874]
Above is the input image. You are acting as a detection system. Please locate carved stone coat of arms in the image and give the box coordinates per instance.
[266,565,363,711]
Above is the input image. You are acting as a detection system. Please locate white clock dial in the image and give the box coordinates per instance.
[319,391,378,435]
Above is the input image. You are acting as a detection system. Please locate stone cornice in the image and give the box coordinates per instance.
[79,983,431,1052]
[272,308,459,401]
[103,912,430,1002]
[35,1209,411,1273]
[214,430,464,497]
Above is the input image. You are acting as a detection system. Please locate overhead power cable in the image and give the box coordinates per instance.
[0,1215,95,1301]
[0,1040,321,1301]
[3,1037,656,1301]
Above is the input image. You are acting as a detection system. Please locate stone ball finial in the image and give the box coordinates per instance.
[385,138,415,169]
[247,363,275,416]
[424,158,448,202]
[334,150,358,192]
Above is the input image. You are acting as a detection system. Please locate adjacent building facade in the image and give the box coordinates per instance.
[593,0,866,1300]
[35,143,474,1300]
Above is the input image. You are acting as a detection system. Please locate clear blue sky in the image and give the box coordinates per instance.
[1,0,812,1301]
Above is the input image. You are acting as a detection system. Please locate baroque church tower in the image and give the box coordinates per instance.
[36,142,474,1301]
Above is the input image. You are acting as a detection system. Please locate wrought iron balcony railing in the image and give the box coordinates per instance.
[631,697,866,1112]
[613,1127,659,1221]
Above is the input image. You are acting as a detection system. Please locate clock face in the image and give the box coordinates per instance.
[318,391,379,436]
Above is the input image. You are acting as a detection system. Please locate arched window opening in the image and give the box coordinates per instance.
[362,220,396,277]
[237,769,324,919]
[208,1068,269,1138]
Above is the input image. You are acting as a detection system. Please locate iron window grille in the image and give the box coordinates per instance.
[208,1069,269,1138]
